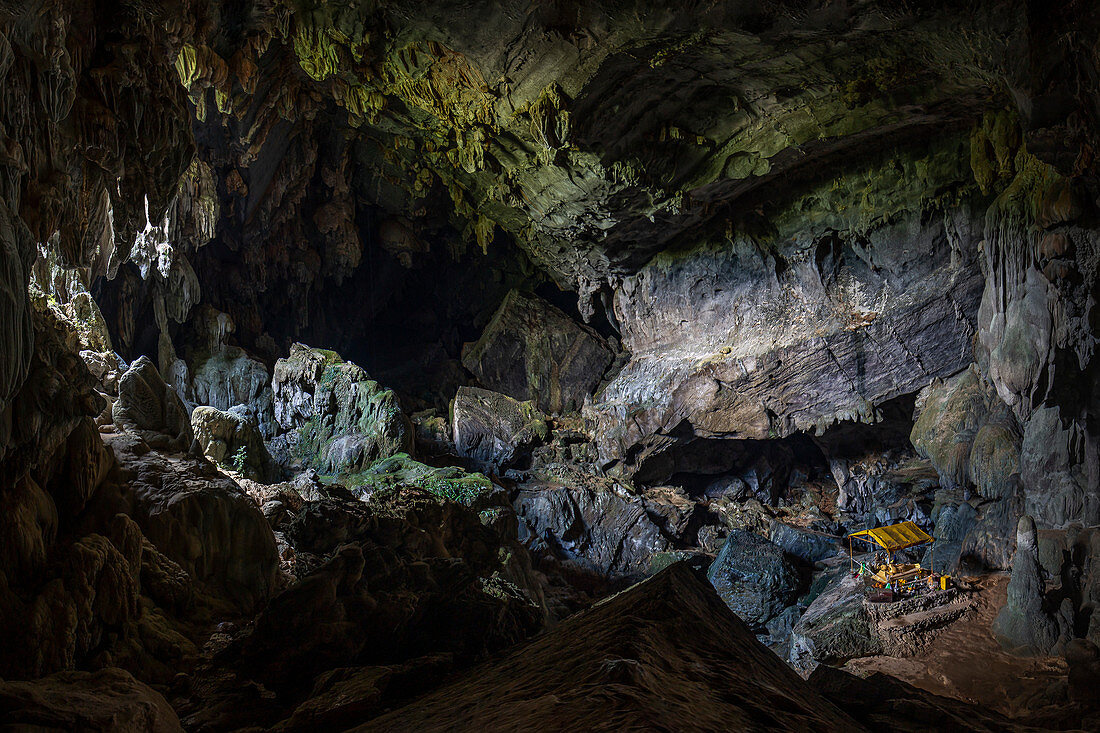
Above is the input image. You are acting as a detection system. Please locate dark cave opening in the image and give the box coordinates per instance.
[638,392,920,509]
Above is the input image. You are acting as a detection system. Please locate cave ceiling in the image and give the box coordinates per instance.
[59,0,1091,317]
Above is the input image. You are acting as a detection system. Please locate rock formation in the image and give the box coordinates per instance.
[0,668,183,733]
[993,515,1067,655]
[708,529,802,630]
[191,405,278,482]
[461,289,613,414]
[452,385,548,473]
[1,0,1100,729]
[270,343,413,474]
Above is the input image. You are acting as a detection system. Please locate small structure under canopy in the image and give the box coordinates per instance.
[848,520,940,593]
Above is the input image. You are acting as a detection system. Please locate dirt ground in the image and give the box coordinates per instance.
[843,573,1069,718]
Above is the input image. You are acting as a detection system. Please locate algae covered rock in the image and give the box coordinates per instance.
[461,290,612,414]
[271,343,412,474]
[337,452,503,509]
[452,386,548,473]
[191,405,278,482]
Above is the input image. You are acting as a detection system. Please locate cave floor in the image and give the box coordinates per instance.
[844,573,1068,718]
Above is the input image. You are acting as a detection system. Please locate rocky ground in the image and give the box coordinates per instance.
[845,574,1076,718]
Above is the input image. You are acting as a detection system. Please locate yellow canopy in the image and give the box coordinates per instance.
[848,521,933,552]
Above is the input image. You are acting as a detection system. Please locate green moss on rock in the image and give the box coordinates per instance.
[331,452,501,508]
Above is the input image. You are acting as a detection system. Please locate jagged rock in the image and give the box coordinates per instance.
[993,515,1067,655]
[82,349,127,397]
[60,291,114,353]
[271,343,412,474]
[0,668,182,733]
[513,482,669,578]
[191,405,278,482]
[108,433,278,614]
[230,487,544,694]
[461,290,612,414]
[411,408,453,456]
[452,386,548,473]
[357,563,861,732]
[709,495,773,535]
[708,529,802,629]
[0,528,142,678]
[169,307,276,437]
[139,536,194,614]
[640,485,698,543]
[112,356,194,452]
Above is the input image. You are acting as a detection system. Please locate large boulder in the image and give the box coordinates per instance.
[112,356,193,452]
[770,520,841,565]
[513,482,669,578]
[109,433,278,614]
[163,306,276,437]
[461,290,613,414]
[0,668,182,733]
[191,405,278,482]
[271,343,413,474]
[788,569,882,675]
[707,529,802,629]
[452,386,548,473]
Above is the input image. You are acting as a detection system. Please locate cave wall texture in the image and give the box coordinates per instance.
[1,0,1100,723]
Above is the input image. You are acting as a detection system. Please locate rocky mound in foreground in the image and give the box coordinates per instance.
[357,561,855,732]
[355,562,1061,732]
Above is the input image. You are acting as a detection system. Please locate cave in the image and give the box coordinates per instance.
[2,1,1100,730]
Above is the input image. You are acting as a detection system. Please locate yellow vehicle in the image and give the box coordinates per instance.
[847,521,945,593]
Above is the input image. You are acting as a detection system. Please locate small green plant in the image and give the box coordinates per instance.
[231,446,248,473]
